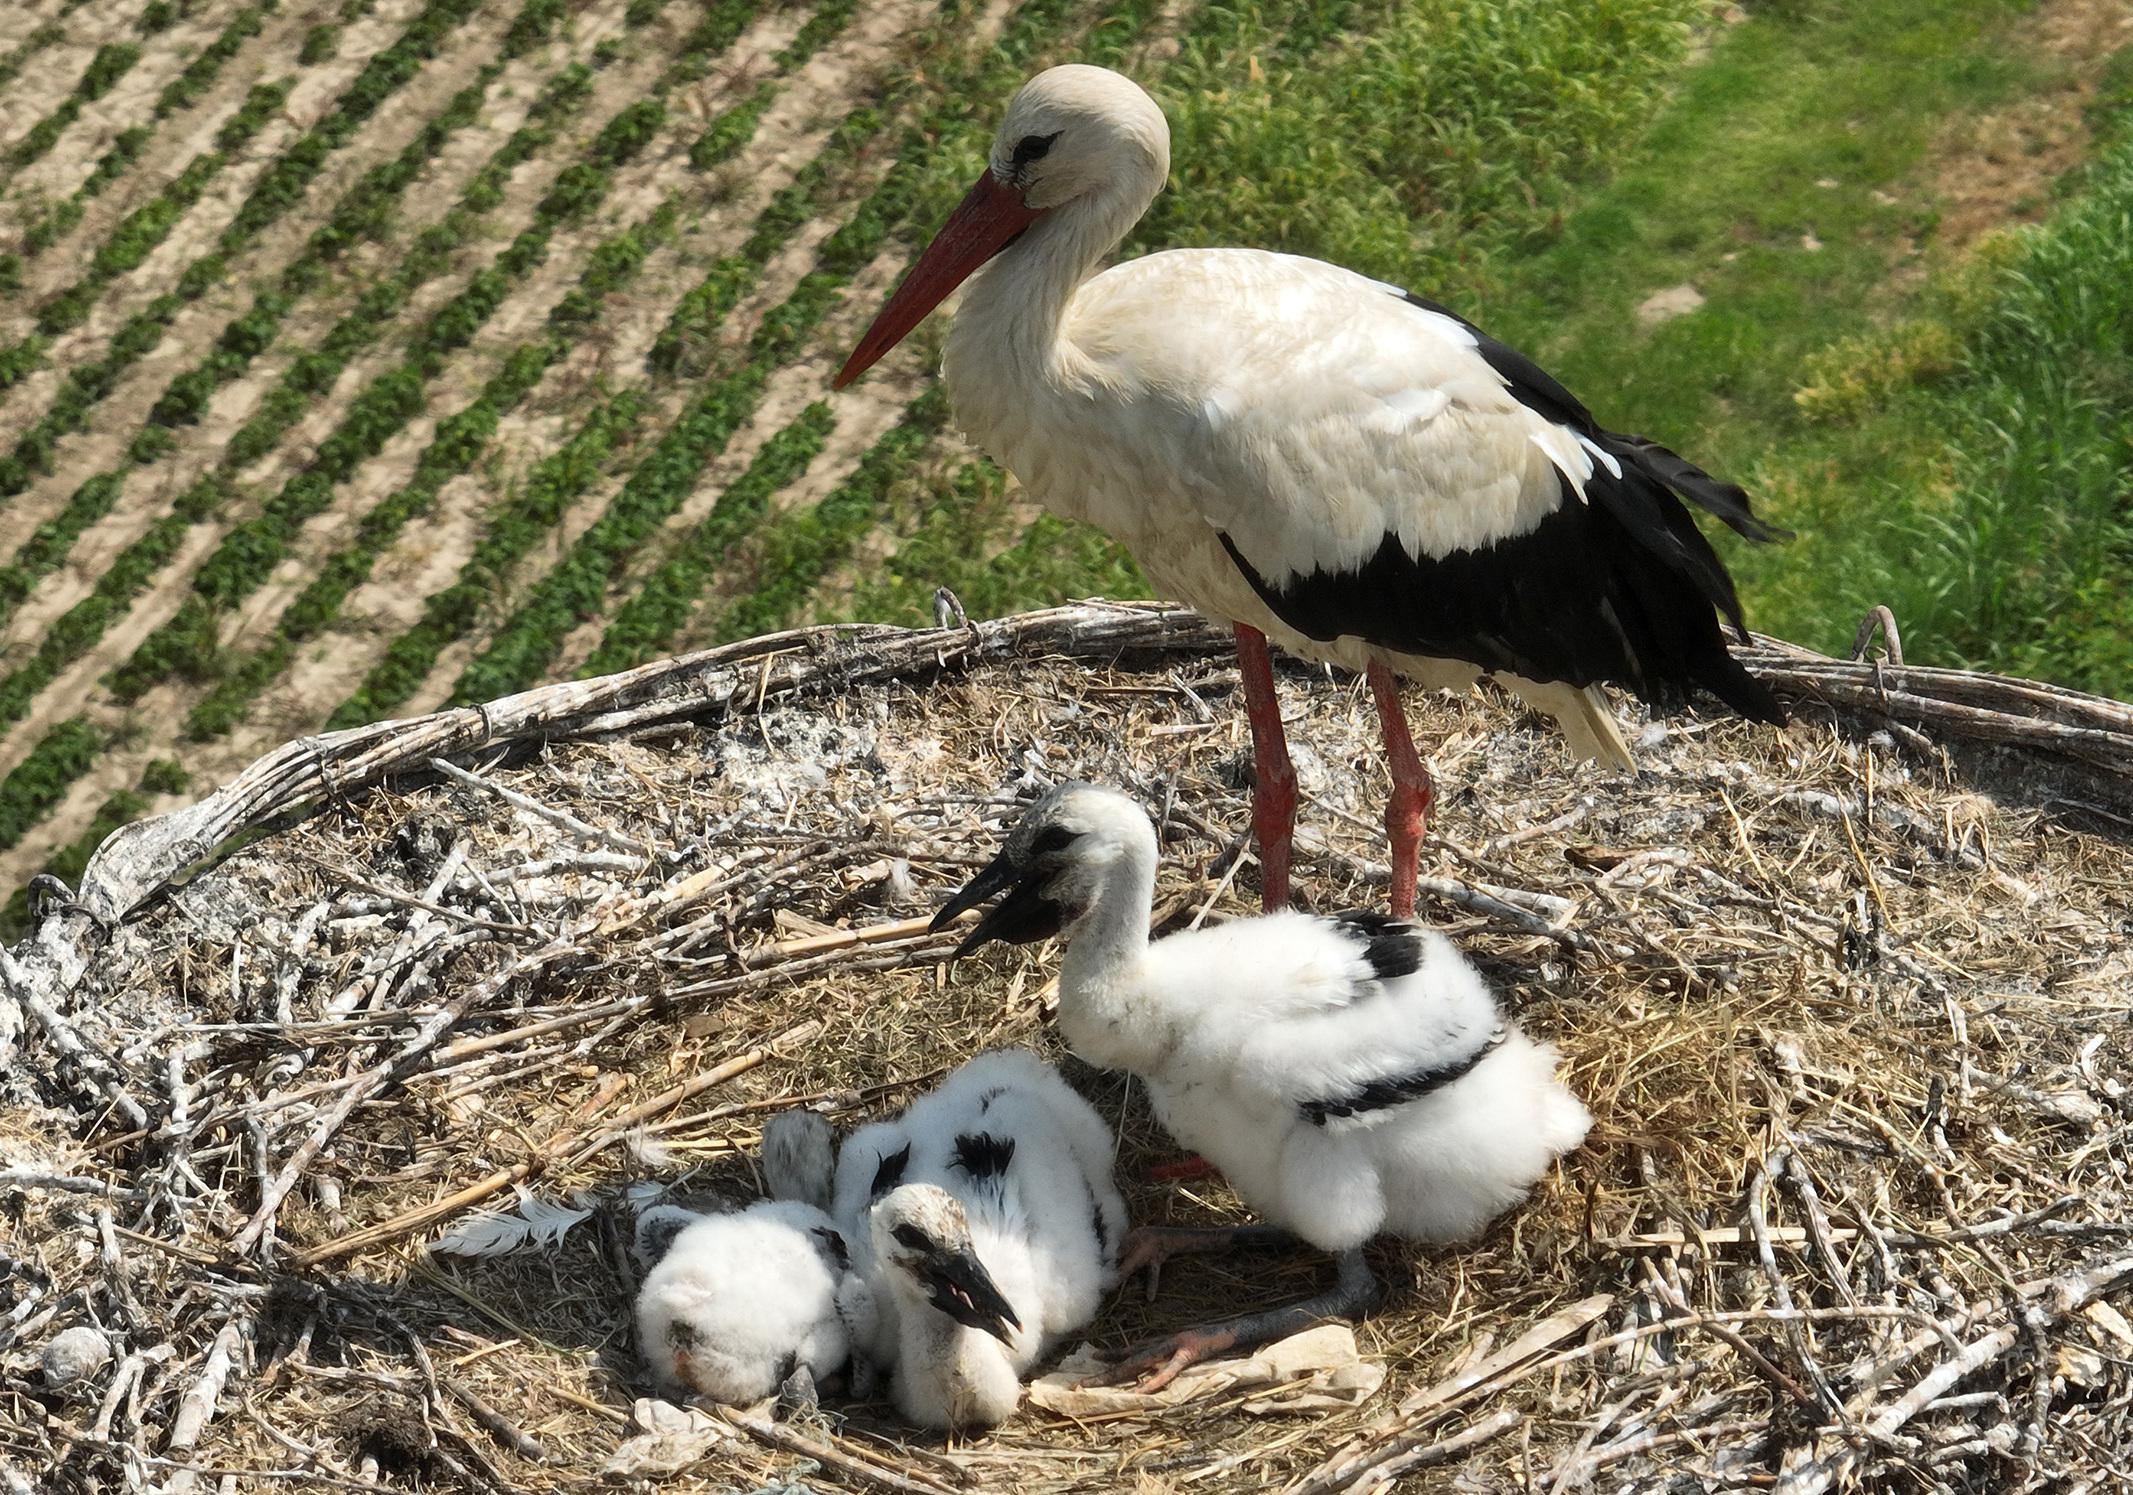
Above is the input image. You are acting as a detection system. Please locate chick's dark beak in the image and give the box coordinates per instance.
[919,1243,1022,1345]
[930,846,1065,957]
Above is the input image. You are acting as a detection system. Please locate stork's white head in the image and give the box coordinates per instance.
[931,783,1158,955]
[870,1184,1022,1345]
[835,66,1169,389]
[988,65,1170,214]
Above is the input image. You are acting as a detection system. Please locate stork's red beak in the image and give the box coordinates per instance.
[834,170,1046,389]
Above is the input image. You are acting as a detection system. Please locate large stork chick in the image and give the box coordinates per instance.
[933,784,1591,1389]
[634,1111,856,1409]
[836,64,1786,918]
[831,1049,1126,1431]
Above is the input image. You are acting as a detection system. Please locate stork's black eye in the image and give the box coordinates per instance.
[1029,824,1080,857]
[1010,131,1059,170]
[892,1224,929,1250]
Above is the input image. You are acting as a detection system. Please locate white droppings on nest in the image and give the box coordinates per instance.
[40,1327,110,1389]
[714,707,885,814]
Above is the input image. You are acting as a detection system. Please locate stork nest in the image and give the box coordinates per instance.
[2,601,2130,1494]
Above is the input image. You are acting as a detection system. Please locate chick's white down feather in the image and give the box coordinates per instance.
[977,785,1590,1254]
[830,1049,1125,1431]
[632,1110,853,1406]
[634,1199,853,1406]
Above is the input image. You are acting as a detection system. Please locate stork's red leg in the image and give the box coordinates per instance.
[1366,662,1434,919]
[1235,625,1297,913]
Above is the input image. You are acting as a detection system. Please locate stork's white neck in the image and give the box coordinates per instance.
[1055,836,1166,1073]
[948,181,1149,392]
[885,1234,1030,1430]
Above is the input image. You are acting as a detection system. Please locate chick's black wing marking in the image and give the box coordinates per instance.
[1299,1025,1510,1126]
[952,1132,1016,1180]
[868,1142,911,1200]
[1329,908,1424,986]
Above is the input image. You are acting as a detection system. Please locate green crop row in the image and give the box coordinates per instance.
[714,394,947,642]
[155,1,275,117]
[0,26,571,670]
[0,24,67,94]
[109,3,766,713]
[299,23,341,63]
[0,86,284,486]
[0,477,228,740]
[147,65,514,429]
[191,0,729,469]
[0,473,125,627]
[0,0,275,287]
[218,0,486,249]
[326,43,882,723]
[183,344,563,738]
[7,41,144,171]
[584,401,837,676]
[688,82,776,173]
[18,127,152,260]
[214,60,599,467]
[448,357,776,702]
[53,91,292,330]
[184,201,685,739]
[453,0,1126,697]
[0,0,494,504]
[0,4,671,818]
[327,391,647,729]
[648,106,884,378]
[190,12,834,735]
[4,3,279,283]
[0,718,103,852]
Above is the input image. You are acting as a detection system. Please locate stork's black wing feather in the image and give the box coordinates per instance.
[1213,288,1788,726]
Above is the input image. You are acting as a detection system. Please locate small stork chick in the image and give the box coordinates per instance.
[633,1109,855,1410]
[832,1049,1126,1431]
[635,1200,854,1409]
[867,1184,1026,1430]
[933,783,1591,1389]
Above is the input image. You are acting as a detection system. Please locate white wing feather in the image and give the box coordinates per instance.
[431,1186,592,1257]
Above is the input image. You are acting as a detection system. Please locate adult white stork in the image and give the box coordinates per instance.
[932,783,1591,1389]
[836,64,1787,917]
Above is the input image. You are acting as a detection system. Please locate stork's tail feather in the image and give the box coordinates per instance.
[1501,676,1638,771]
[1690,639,1789,727]
[1603,433,1791,545]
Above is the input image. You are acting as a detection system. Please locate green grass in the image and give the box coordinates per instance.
[848,0,2133,697]
[1749,127,2133,690]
